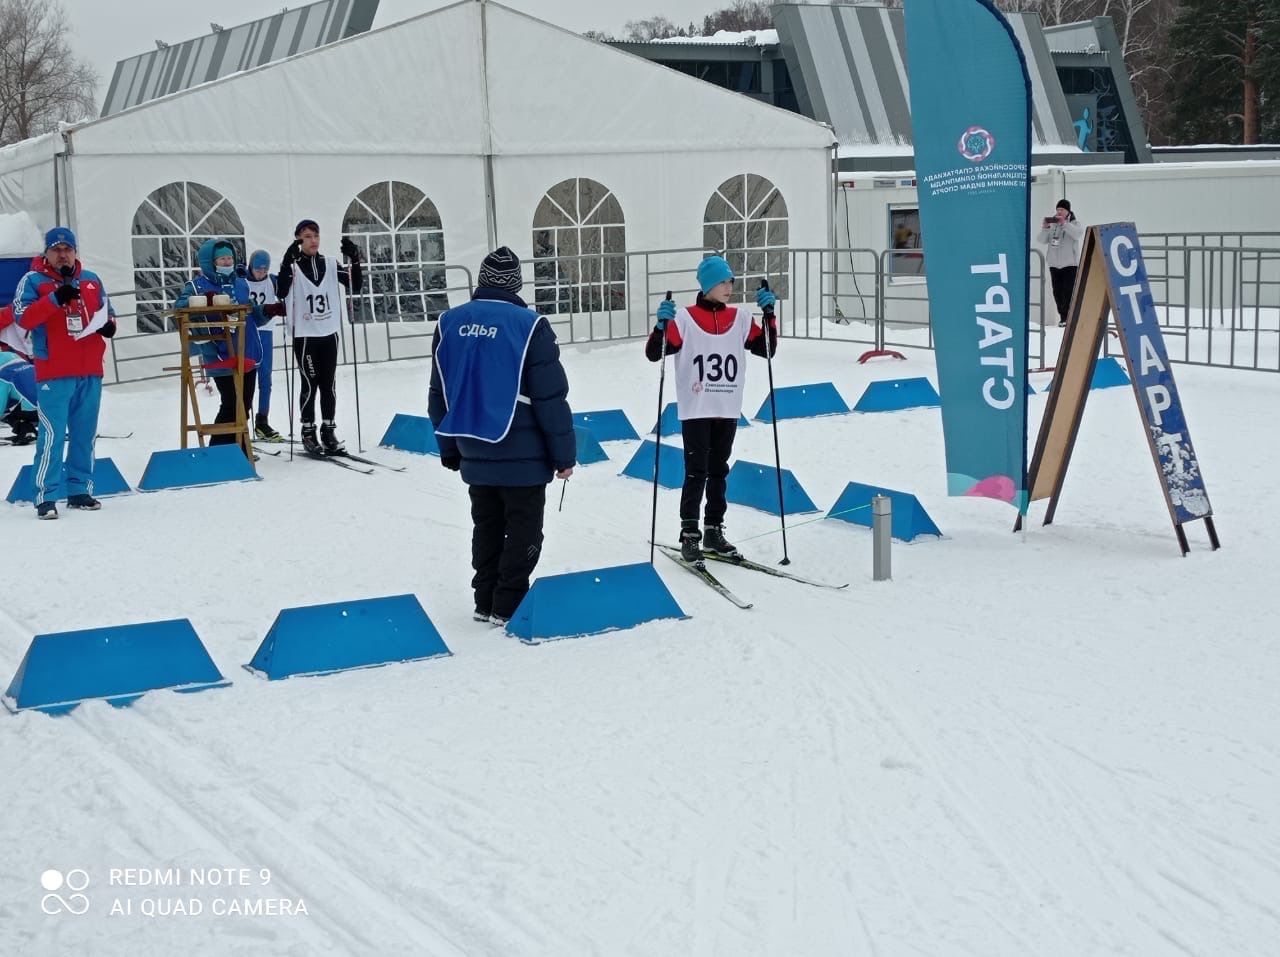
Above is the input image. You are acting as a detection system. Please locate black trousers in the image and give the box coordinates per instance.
[1050,265,1078,323]
[294,332,339,423]
[210,370,257,446]
[469,484,547,618]
[680,417,738,527]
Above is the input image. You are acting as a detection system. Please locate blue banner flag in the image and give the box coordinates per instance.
[904,0,1031,510]
[1097,223,1212,523]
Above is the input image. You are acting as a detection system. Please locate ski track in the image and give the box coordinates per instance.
[0,603,470,957]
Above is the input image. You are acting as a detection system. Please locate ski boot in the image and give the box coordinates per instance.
[320,421,345,454]
[255,414,284,443]
[301,423,324,455]
[702,524,741,560]
[679,525,703,565]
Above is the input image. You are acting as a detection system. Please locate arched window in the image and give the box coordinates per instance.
[342,181,447,322]
[131,182,245,333]
[703,174,789,300]
[532,177,626,315]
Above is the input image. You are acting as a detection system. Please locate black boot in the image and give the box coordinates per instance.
[255,414,283,442]
[679,525,703,564]
[320,421,345,454]
[301,423,323,455]
[702,524,740,559]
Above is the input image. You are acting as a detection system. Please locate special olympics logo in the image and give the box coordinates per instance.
[41,869,90,915]
[691,381,703,394]
[957,126,996,162]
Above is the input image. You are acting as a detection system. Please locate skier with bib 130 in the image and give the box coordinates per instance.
[645,255,777,564]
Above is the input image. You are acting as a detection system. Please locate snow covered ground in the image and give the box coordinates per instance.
[2,335,1278,956]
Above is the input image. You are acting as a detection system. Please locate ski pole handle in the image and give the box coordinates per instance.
[759,278,774,317]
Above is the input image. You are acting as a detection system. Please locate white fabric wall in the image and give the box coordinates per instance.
[68,2,488,160]
[0,132,62,243]
[483,4,834,155]
[69,153,490,306]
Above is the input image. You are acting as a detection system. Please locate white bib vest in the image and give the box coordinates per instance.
[247,276,279,331]
[285,256,346,338]
[672,305,752,420]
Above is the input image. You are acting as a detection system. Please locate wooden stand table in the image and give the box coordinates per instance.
[173,304,256,466]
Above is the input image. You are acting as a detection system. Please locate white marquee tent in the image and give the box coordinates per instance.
[0,0,835,375]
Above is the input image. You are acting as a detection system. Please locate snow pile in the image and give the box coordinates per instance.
[651,28,779,45]
[1,337,1278,955]
[0,212,42,256]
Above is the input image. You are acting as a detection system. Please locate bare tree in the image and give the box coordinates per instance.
[0,0,97,146]
[701,1,772,34]
[623,16,682,41]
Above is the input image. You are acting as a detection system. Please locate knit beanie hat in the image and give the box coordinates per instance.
[294,218,319,237]
[249,249,271,272]
[211,240,236,262]
[477,246,523,293]
[1056,199,1072,212]
[696,255,734,293]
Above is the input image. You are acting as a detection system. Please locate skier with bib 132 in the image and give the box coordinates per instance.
[644,255,777,564]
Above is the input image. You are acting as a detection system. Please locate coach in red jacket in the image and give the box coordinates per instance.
[12,227,116,520]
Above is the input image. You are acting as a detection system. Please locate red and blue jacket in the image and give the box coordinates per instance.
[13,257,111,382]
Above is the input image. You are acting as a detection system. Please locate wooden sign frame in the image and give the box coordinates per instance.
[1018,223,1219,556]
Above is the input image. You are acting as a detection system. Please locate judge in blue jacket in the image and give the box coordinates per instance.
[175,239,266,445]
[428,246,576,626]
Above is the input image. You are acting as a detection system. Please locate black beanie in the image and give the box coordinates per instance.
[294,218,319,237]
[477,246,523,293]
[1056,199,1072,212]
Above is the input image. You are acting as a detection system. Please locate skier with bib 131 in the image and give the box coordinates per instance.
[276,219,363,455]
[644,255,777,564]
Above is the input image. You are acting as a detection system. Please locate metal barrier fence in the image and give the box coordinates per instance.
[1124,241,1280,372]
[97,234,1280,385]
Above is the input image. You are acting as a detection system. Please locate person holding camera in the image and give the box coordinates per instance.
[1037,199,1086,327]
[11,227,116,519]
[276,219,363,455]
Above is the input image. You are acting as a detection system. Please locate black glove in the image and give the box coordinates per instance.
[53,284,80,306]
[264,302,287,318]
[340,237,360,262]
[98,319,117,339]
[281,242,301,266]
[441,453,461,471]
[235,264,247,279]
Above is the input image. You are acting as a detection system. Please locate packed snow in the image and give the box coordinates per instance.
[2,334,1278,956]
[0,212,42,257]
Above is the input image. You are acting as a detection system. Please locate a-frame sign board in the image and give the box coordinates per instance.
[1018,223,1219,556]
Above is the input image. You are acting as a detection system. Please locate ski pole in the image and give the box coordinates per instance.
[284,319,295,462]
[558,476,568,513]
[648,290,673,566]
[760,279,790,565]
[344,284,364,453]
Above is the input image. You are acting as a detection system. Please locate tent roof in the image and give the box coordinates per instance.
[61,0,834,159]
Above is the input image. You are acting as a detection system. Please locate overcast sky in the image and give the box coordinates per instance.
[62,0,730,106]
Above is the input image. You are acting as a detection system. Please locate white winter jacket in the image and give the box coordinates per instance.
[1037,218,1086,269]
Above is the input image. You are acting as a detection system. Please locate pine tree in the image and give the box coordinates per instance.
[1167,0,1280,144]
